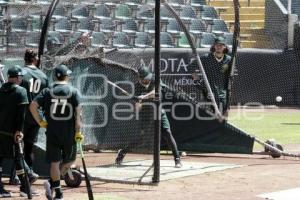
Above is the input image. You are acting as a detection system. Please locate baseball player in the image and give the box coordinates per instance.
[20,49,49,179]
[200,37,232,115]
[30,64,83,200]
[115,67,182,168]
[0,66,38,197]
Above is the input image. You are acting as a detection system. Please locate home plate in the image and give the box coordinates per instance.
[84,159,243,184]
[258,188,300,200]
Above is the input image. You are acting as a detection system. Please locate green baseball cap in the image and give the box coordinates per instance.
[54,65,72,78]
[214,36,226,45]
[139,67,152,81]
[7,65,27,78]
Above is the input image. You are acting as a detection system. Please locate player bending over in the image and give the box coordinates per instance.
[30,65,83,200]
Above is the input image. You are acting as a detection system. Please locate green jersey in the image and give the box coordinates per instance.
[34,83,81,144]
[0,83,28,135]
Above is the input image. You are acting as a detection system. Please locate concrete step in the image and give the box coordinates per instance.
[226,20,265,28]
[208,0,265,7]
[220,13,265,21]
[216,6,265,14]
[240,27,265,34]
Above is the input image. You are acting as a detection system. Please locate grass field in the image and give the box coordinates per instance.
[228,108,300,149]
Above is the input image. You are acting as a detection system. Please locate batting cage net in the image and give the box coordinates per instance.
[1,0,300,185]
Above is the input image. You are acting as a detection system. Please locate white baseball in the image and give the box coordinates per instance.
[181,151,187,157]
[276,96,282,102]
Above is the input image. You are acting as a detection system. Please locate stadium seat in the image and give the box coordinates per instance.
[136,5,154,31]
[52,6,67,20]
[201,6,219,21]
[190,19,207,35]
[8,6,25,18]
[115,4,132,20]
[223,32,233,47]
[180,5,197,21]
[68,31,83,43]
[161,6,173,21]
[48,31,65,44]
[145,0,155,6]
[30,16,43,31]
[178,32,195,48]
[144,18,155,34]
[91,31,109,48]
[72,5,90,20]
[190,0,206,7]
[160,32,175,48]
[36,0,51,5]
[77,17,95,33]
[10,18,28,32]
[168,0,185,9]
[137,5,154,20]
[199,32,215,48]
[54,18,72,33]
[113,32,131,48]
[212,19,229,35]
[94,4,111,19]
[121,19,138,34]
[7,32,24,48]
[167,19,181,35]
[99,18,115,33]
[134,31,152,48]
[26,31,41,48]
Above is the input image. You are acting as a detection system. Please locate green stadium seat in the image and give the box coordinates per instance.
[178,32,195,48]
[94,4,111,19]
[113,32,131,48]
[199,32,215,48]
[223,32,233,47]
[145,18,155,34]
[26,31,41,48]
[115,4,132,20]
[72,5,90,20]
[212,19,229,35]
[167,19,181,35]
[91,31,109,48]
[52,6,67,20]
[180,5,197,21]
[122,19,138,34]
[201,6,219,21]
[10,18,28,32]
[160,32,175,48]
[99,18,115,33]
[54,18,72,33]
[135,32,152,48]
[77,17,95,33]
[190,19,207,35]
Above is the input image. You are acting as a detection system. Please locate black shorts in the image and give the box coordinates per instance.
[23,122,40,143]
[46,138,77,164]
[0,135,14,158]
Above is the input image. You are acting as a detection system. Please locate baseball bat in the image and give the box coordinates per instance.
[78,142,94,200]
[106,80,143,101]
[17,139,32,199]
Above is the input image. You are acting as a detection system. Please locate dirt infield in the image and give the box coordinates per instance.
[3,151,300,200]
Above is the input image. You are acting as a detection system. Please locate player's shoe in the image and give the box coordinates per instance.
[28,170,39,184]
[20,187,40,197]
[44,180,53,200]
[115,149,126,165]
[0,187,11,198]
[9,176,20,185]
[53,192,63,200]
[174,158,182,168]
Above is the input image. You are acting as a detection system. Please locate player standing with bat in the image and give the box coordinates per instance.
[115,67,182,168]
[0,66,38,198]
[30,65,83,200]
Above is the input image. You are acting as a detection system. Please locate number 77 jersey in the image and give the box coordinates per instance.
[33,82,81,138]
